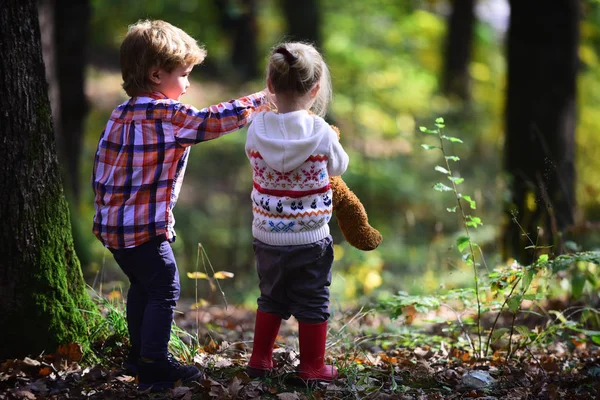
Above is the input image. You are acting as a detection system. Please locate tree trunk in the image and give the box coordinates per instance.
[215,0,259,80]
[280,0,320,45]
[0,0,95,360]
[54,0,91,202]
[503,0,579,263]
[38,0,90,202]
[441,0,476,102]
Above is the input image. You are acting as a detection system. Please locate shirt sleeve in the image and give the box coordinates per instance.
[172,91,268,146]
[327,127,349,177]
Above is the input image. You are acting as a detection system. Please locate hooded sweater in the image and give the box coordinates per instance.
[245,110,349,246]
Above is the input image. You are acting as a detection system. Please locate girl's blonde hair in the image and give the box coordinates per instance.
[120,19,207,97]
[267,42,332,117]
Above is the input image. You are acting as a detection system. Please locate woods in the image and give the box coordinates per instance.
[0,0,599,398]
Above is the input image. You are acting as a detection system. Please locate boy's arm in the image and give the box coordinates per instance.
[172,90,269,146]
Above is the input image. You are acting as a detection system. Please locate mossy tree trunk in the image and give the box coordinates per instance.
[0,0,96,360]
[503,0,579,263]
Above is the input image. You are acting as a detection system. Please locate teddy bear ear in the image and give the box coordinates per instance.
[330,125,341,139]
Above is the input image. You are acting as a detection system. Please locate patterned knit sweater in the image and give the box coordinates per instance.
[245,110,349,246]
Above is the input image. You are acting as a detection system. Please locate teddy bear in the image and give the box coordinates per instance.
[329,125,382,251]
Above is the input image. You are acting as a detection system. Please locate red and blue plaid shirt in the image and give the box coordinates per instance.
[92,91,267,249]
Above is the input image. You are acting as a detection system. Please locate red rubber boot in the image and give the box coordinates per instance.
[247,310,282,378]
[297,320,338,381]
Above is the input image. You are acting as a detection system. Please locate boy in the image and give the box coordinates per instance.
[91,19,268,391]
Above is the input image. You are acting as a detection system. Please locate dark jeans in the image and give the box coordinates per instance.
[253,236,333,323]
[109,235,180,360]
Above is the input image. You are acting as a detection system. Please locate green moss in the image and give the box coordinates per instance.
[8,188,99,360]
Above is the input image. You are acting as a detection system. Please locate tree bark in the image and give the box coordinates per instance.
[54,0,91,202]
[441,0,476,102]
[38,0,90,202]
[280,0,320,45]
[0,0,95,360]
[215,0,259,80]
[503,0,579,263]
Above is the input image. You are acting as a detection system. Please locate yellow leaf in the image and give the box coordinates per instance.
[187,272,209,280]
[107,290,122,301]
[213,271,234,279]
[190,299,210,309]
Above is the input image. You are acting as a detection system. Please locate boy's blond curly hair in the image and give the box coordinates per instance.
[120,19,207,97]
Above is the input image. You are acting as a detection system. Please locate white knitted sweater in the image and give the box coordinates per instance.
[245,110,349,246]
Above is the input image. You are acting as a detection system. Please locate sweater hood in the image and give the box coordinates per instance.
[250,110,328,172]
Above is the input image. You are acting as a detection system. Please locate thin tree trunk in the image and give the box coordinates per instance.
[215,0,259,80]
[441,0,476,102]
[280,0,320,45]
[54,0,90,202]
[503,0,579,263]
[0,0,95,360]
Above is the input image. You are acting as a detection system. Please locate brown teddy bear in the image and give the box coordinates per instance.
[330,125,382,251]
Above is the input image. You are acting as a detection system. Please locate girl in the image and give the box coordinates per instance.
[245,42,349,382]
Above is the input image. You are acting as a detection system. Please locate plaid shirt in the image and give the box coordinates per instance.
[92,91,267,249]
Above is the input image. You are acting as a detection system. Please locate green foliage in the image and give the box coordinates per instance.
[80,1,600,307]
[87,289,129,344]
[378,119,600,361]
[86,288,204,362]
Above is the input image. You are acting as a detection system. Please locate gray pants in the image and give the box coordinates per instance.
[253,236,333,323]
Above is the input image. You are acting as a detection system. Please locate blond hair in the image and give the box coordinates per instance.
[120,19,207,97]
[267,42,332,117]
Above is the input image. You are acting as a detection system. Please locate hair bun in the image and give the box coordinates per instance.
[274,47,297,65]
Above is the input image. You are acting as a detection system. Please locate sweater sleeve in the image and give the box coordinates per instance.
[327,127,349,177]
[172,91,268,146]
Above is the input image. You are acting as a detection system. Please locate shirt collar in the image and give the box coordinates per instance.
[137,91,169,100]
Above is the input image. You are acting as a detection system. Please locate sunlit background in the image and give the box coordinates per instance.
[55,0,600,309]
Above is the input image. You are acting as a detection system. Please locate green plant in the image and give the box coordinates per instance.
[86,287,129,344]
[419,117,485,356]
[377,117,600,363]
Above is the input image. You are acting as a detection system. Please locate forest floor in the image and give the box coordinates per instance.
[1,302,599,400]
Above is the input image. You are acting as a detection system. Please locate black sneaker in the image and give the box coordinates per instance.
[138,354,203,391]
[123,353,139,376]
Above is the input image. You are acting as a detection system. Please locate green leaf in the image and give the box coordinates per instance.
[522,269,535,292]
[592,335,600,345]
[507,295,522,313]
[465,215,483,228]
[491,327,509,344]
[571,273,587,299]
[441,135,464,143]
[514,325,531,338]
[446,207,457,213]
[462,195,476,209]
[434,166,450,174]
[433,183,453,192]
[435,117,444,124]
[448,176,464,184]
[419,127,438,134]
[456,236,470,252]
[445,156,460,162]
[421,144,438,150]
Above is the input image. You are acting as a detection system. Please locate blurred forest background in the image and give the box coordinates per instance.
[43,0,600,309]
